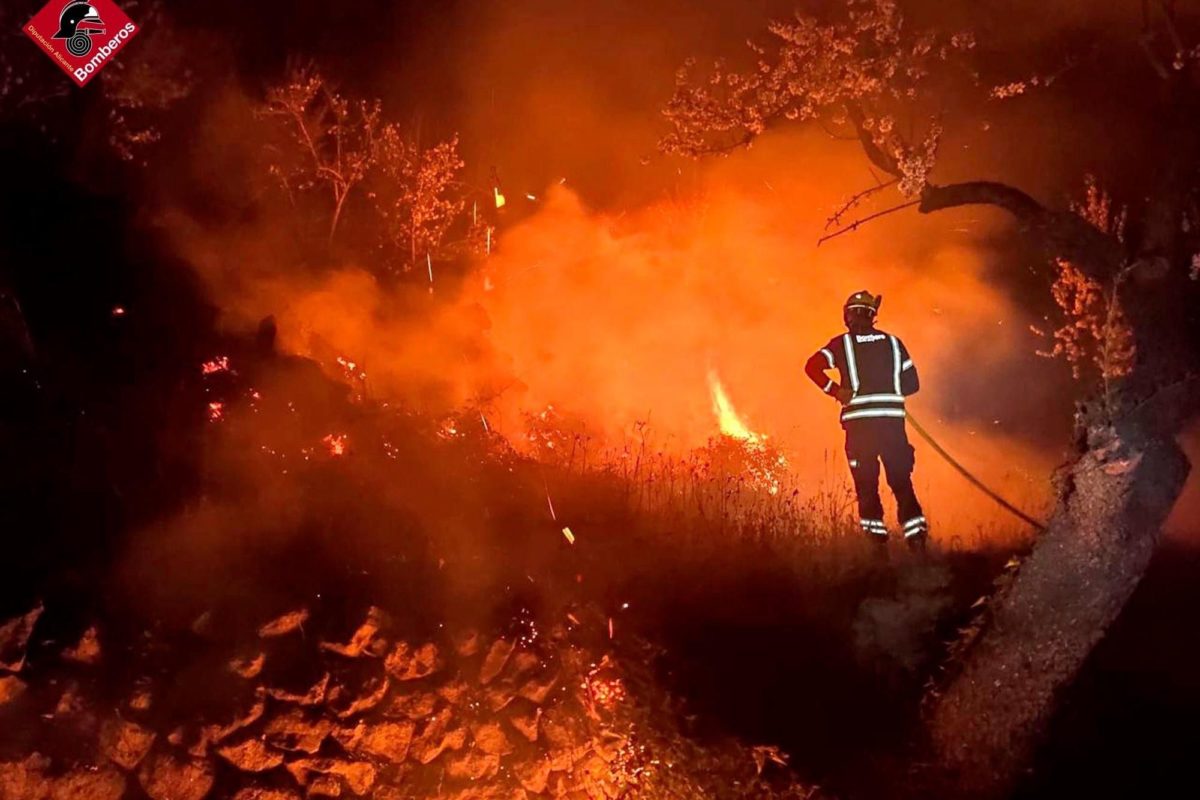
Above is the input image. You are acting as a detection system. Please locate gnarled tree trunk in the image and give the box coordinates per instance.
[926,413,1189,795]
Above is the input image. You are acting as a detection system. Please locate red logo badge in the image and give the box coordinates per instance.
[23,1,139,87]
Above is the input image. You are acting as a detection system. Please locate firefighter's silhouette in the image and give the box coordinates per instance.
[53,1,106,58]
[805,291,927,547]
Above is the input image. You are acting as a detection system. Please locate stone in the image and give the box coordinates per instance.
[265,673,329,706]
[328,675,389,719]
[470,721,513,756]
[137,750,215,800]
[0,675,27,707]
[384,642,439,681]
[335,720,414,762]
[264,709,334,754]
[478,639,513,685]
[258,609,309,639]
[215,736,285,772]
[228,653,265,679]
[383,691,438,721]
[62,626,101,665]
[319,607,389,658]
[0,604,43,672]
[445,750,499,781]
[49,766,125,800]
[99,717,156,770]
[285,758,376,796]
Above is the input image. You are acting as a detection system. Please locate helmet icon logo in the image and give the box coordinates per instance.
[52,1,106,58]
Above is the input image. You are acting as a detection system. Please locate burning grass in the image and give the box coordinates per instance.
[0,340,1027,798]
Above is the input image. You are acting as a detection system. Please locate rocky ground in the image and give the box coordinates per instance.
[0,599,819,800]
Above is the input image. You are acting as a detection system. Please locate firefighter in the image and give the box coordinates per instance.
[804,290,927,547]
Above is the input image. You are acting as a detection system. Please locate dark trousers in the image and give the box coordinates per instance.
[844,418,924,534]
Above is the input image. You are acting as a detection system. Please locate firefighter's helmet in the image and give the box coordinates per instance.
[54,2,104,39]
[843,290,882,328]
[844,290,882,315]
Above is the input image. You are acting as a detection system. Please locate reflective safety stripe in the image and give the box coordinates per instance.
[901,358,914,371]
[842,333,860,392]
[860,518,888,537]
[822,378,834,393]
[903,516,927,538]
[848,393,905,406]
[890,336,902,394]
[841,408,907,421]
[820,348,835,368]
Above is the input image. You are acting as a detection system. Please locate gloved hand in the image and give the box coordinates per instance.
[833,386,853,405]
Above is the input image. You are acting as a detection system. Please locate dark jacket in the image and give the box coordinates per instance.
[805,327,919,424]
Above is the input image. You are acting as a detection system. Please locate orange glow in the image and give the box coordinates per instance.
[322,433,349,456]
[201,356,230,375]
[207,401,224,422]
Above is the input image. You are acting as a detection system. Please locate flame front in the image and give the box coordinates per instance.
[707,370,764,446]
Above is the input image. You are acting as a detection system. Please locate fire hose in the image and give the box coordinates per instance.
[905,412,1047,531]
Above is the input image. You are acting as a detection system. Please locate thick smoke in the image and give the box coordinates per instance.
[159,0,1189,540]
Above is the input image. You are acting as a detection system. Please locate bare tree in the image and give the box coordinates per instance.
[260,65,382,244]
[662,0,1199,794]
[372,128,465,273]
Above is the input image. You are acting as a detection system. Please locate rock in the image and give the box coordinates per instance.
[409,709,467,765]
[190,612,214,638]
[512,759,551,794]
[335,720,414,762]
[228,653,265,679]
[216,736,285,772]
[266,673,329,706]
[470,721,513,756]
[453,629,480,657]
[507,706,541,742]
[62,626,101,665]
[285,758,376,796]
[127,685,153,712]
[231,787,302,800]
[478,639,513,685]
[0,603,43,672]
[264,709,334,754]
[384,642,439,681]
[0,754,51,800]
[446,750,499,781]
[137,750,215,800]
[48,767,126,800]
[482,683,516,713]
[509,651,541,678]
[436,679,471,706]
[209,693,267,742]
[306,775,343,797]
[517,670,559,705]
[0,675,26,707]
[327,675,389,719]
[319,607,389,658]
[53,683,85,716]
[382,691,438,721]
[258,609,309,639]
[99,717,156,770]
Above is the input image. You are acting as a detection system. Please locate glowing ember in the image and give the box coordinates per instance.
[322,434,349,456]
[111,306,125,317]
[201,356,230,375]
[207,401,224,422]
[583,659,627,710]
[562,526,575,545]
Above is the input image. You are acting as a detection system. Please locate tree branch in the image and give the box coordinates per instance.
[846,103,901,177]
[919,181,1126,278]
